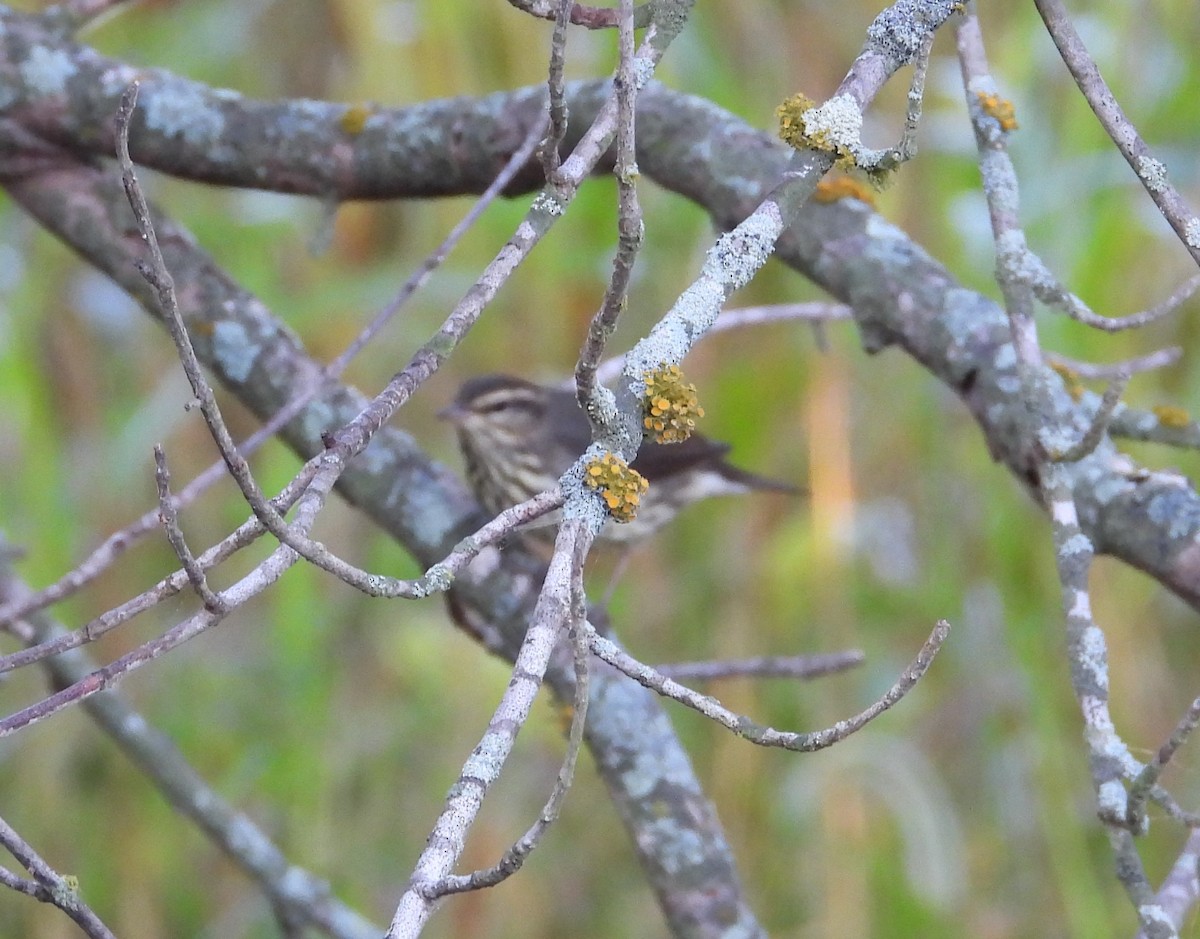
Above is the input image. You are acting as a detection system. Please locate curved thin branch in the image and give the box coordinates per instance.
[591,621,949,751]
[656,650,865,683]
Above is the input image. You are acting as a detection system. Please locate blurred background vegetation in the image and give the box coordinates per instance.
[2,0,1200,936]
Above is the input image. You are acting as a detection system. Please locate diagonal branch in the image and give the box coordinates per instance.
[1,150,764,937]
[0,814,115,939]
[0,566,380,939]
[1033,0,1200,267]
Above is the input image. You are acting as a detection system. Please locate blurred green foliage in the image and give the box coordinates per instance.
[2,1,1200,937]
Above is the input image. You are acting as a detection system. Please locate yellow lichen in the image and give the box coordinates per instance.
[776,93,816,151]
[1152,404,1191,428]
[642,364,705,443]
[339,103,374,136]
[976,91,1018,132]
[1049,361,1084,402]
[777,94,861,170]
[814,176,877,206]
[583,452,649,523]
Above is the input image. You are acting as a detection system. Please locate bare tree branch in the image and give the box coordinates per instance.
[428,534,593,899]
[152,444,225,612]
[575,0,643,410]
[506,0,657,30]
[387,521,593,938]
[1137,829,1200,939]
[0,565,381,939]
[957,13,1190,935]
[0,107,545,632]
[0,813,116,939]
[656,650,865,683]
[1047,347,1182,381]
[591,621,949,751]
[3,3,1200,935]
[1033,0,1200,267]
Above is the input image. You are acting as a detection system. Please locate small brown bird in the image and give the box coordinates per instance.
[440,374,799,543]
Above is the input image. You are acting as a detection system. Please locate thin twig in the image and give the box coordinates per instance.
[0,486,561,691]
[506,0,657,29]
[387,522,594,938]
[0,421,314,631]
[1109,406,1200,450]
[0,867,40,897]
[1126,694,1200,830]
[1149,789,1200,829]
[712,302,854,332]
[575,0,642,415]
[1046,347,1181,380]
[403,490,565,599]
[656,650,865,683]
[0,115,545,632]
[118,84,370,594]
[1135,829,1200,938]
[1045,373,1127,463]
[428,531,593,898]
[539,0,573,182]
[1033,0,1200,267]
[325,119,546,378]
[0,481,338,739]
[0,467,315,675]
[0,814,116,939]
[118,83,267,508]
[153,445,225,612]
[591,621,948,751]
[893,34,934,163]
[0,571,380,939]
[801,30,936,176]
[587,301,854,387]
[1003,247,1200,332]
[958,13,1166,933]
[1107,827,1173,938]
[1040,460,1144,816]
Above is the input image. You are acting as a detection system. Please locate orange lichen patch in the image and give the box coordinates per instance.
[814,176,876,206]
[776,92,858,169]
[1049,361,1084,402]
[1152,404,1191,428]
[338,103,374,136]
[976,91,1018,132]
[776,93,817,150]
[642,364,705,443]
[584,452,649,523]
